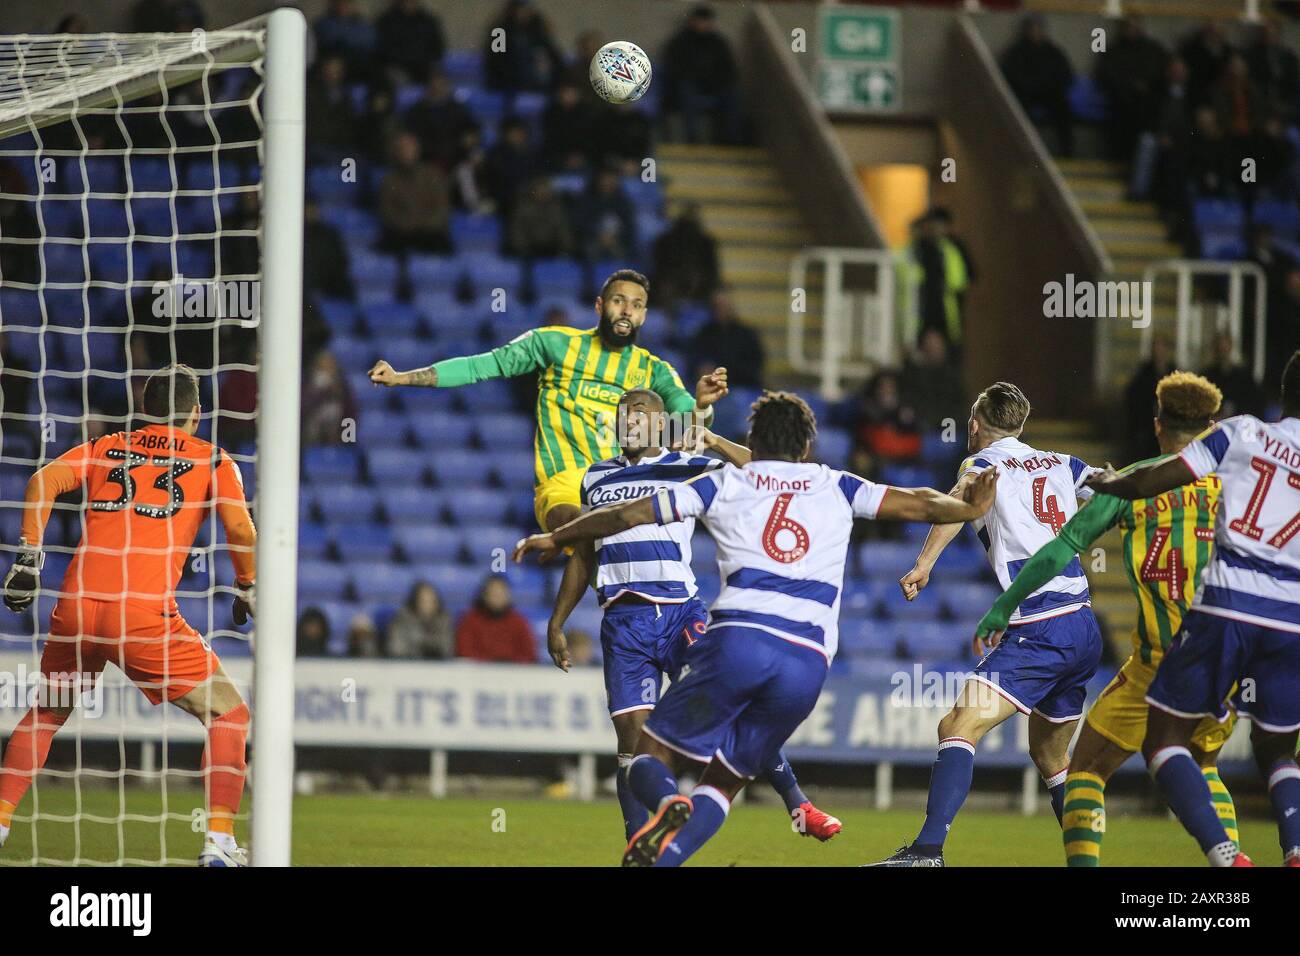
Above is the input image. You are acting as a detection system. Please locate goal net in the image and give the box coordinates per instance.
[0,11,303,866]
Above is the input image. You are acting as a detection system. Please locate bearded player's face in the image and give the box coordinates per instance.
[597,280,648,348]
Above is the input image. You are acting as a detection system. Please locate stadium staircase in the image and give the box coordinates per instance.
[1030,416,1136,657]
[1057,158,1183,394]
[656,142,814,382]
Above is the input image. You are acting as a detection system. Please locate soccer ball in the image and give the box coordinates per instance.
[589,40,652,105]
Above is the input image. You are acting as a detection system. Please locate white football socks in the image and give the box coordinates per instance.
[1206,840,1239,867]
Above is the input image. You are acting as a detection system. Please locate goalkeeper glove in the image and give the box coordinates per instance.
[232,582,256,625]
[3,540,44,612]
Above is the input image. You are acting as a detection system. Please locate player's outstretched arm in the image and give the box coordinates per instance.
[547,541,595,671]
[892,471,985,601]
[974,492,1123,644]
[680,425,751,466]
[1084,455,1196,500]
[4,460,81,612]
[515,497,659,563]
[370,330,551,389]
[213,452,257,624]
[877,469,998,526]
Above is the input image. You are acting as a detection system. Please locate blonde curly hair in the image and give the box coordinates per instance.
[1156,371,1222,435]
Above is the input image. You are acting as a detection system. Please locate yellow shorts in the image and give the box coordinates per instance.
[1086,651,1236,754]
[534,467,586,530]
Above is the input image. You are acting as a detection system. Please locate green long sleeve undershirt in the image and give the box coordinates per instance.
[430,353,500,388]
[974,493,1125,636]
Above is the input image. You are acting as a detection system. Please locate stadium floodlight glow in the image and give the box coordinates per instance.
[0,10,303,866]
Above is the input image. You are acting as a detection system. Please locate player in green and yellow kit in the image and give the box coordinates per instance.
[973,372,1239,866]
[368,269,728,530]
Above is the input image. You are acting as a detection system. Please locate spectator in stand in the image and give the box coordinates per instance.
[650,202,720,307]
[301,349,358,446]
[483,0,564,95]
[1095,16,1168,161]
[1141,57,1193,219]
[347,613,382,658]
[849,371,922,484]
[689,291,765,388]
[305,56,359,161]
[1210,54,1261,159]
[450,125,492,213]
[573,165,636,262]
[1186,106,1233,199]
[378,130,453,255]
[216,336,259,449]
[541,79,598,171]
[1246,21,1299,121]
[297,608,331,658]
[1251,113,1298,201]
[456,575,537,664]
[304,198,355,304]
[1179,22,1234,109]
[508,175,574,259]
[355,83,401,163]
[1201,330,1263,418]
[387,581,455,660]
[375,0,446,87]
[1000,14,1075,156]
[902,327,966,432]
[313,0,377,84]
[566,629,596,668]
[483,117,538,226]
[1122,332,1177,462]
[896,207,974,354]
[662,4,742,145]
[563,30,605,101]
[402,70,475,170]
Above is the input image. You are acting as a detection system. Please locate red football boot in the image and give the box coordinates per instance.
[795,801,842,842]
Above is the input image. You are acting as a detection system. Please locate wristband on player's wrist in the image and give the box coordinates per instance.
[15,539,44,569]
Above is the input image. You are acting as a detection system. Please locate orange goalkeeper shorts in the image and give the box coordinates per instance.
[42,597,218,705]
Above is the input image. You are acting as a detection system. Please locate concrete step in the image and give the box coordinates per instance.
[664,180,793,205]
[1103,237,1184,258]
[1079,198,1160,218]
[656,143,769,164]
[1056,158,1128,177]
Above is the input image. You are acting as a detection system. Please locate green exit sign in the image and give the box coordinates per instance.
[820,8,898,63]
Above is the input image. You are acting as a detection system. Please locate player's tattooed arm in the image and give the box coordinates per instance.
[894,471,985,600]
[367,360,438,388]
[547,541,594,671]
[1084,456,1195,500]
[515,498,658,562]
[878,470,998,526]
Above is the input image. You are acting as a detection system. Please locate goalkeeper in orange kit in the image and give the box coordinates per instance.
[0,365,257,866]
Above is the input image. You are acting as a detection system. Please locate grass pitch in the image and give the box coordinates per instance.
[0,786,1286,866]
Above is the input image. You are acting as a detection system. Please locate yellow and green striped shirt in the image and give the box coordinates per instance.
[431,326,698,484]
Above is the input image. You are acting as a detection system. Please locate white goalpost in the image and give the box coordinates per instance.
[0,10,303,866]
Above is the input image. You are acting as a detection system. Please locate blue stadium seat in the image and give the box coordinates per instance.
[298,560,353,600]
[407,255,463,292]
[366,447,431,485]
[486,450,536,490]
[443,50,483,85]
[880,463,937,488]
[444,487,511,525]
[463,379,516,412]
[330,523,394,562]
[312,600,362,641]
[429,449,492,486]
[407,412,475,446]
[362,407,412,447]
[320,205,381,247]
[461,524,529,567]
[84,331,129,372]
[314,298,357,334]
[85,200,130,238]
[839,619,904,658]
[299,522,330,561]
[329,335,375,370]
[461,90,506,126]
[637,212,666,249]
[0,289,44,327]
[449,213,502,254]
[859,540,922,579]
[349,249,401,289]
[307,164,356,205]
[175,239,216,278]
[511,91,547,121]
[429,564,493,611]
[473,411,533,448]
[392,523,467,563]
[362,301,421,337]
[366,564,423,605]
[531,258,585,300]
[1193,198,1246,232]
[1068,75,1110,122]
[41,244,88,284]
[940,582,1001,618]
[58,156,120,195]
[815,427,852,470]
[1253,200,1300,237]
[621,176,663,214]
[903,622,968,663]
[39,202,84,239]
[379,486,439,523]
[932,543,990,580]
[303,445,362,484]
[311,484,381,523]
[1199,231,1247,260]
[458,253,524,297]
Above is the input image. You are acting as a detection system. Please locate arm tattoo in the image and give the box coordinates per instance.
[405,366,438,388]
